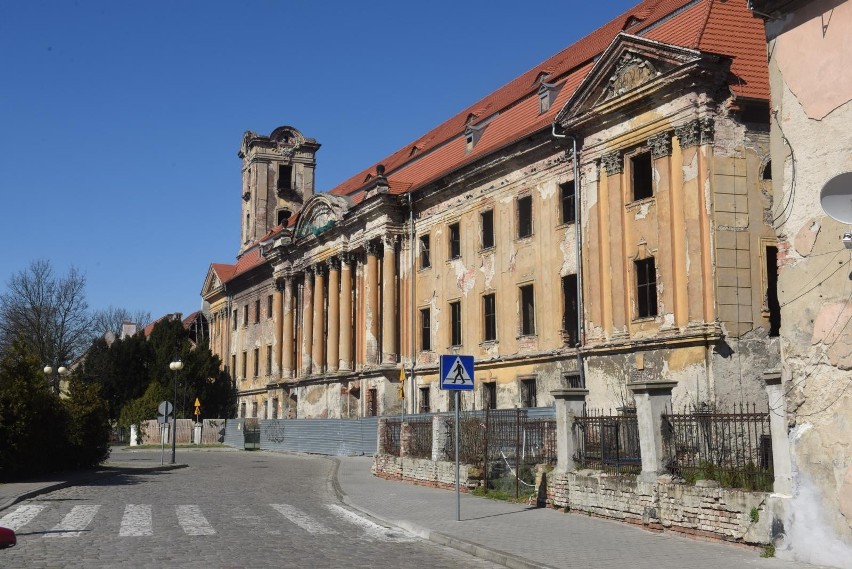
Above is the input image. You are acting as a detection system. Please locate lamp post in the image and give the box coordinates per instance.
[43,365,68,396]
[169,358,184,464]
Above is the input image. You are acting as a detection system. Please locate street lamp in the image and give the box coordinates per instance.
[43,365,69,395]
[169,358,184,464]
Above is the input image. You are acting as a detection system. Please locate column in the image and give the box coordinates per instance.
[381,235,397,364]
[339,254,353,371]
[628,380,677,482]
[301,267,314,376]
[764,371,792,495]
[551,388,588,472]
[312,263,326,373]
[365,241,380,364]
[273,278,284,378]
[282,276,295,378]
[327,257,340,373]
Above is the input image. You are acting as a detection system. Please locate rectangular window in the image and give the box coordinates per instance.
[520,284,536,336]
[481,209,494,249]
[278,164,292,191]
[266,345,272,376]
[631,151,653,201]
[484,382,497,410]
[241,351,247,379]
[366,388,377,417]
[450,301,462,347]
[267,294,273,319]
[560,181,576,225]
[271,398,279,419]
[419,234,431,269]
[521,378,537,408]
[254,299,260,323]
[251,401,258,418]
[243,304,249,328]
[483,293,497,342]
[562,275,579,346]
[419,387,431,414]
[231,355,237,379]
[449,222,461,259]
[253,348,259,377]
[420,308,431,351]
[766,245,780,337]
[635,257,658,318]
[240,402,246,418]
[517,195,533,238]
[233,310,238,330]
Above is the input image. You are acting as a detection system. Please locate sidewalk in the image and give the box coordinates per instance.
[0,451,186,512]
[334,456,832,569]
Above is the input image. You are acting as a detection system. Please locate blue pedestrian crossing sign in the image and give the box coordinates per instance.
[440,355,475,390]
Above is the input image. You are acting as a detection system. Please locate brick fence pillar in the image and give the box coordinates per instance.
[377,418,386,455]
[400,421,412,458]
[628,381,676,482]
[432,415,448,461]
[551,388,588,472]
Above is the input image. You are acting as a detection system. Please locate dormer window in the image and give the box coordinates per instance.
[538,82,560,114]
[465,129,476,152]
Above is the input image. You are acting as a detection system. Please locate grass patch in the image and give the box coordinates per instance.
[761,544,775,558]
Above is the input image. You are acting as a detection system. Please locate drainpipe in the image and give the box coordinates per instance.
[551,124,585,388]
[408,192,416,414]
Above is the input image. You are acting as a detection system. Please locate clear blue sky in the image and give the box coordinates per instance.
[0,0,638,321]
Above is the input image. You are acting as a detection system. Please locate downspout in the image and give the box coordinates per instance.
[552,124,585,388]
[408,192,416,414]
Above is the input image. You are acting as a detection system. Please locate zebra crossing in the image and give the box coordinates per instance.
[0,502,413,542]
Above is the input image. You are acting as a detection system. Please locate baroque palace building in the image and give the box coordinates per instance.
[202,0,780,420]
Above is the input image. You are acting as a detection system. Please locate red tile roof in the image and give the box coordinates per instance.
[328,0,767,203]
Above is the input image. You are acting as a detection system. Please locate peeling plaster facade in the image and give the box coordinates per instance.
[751,1,852,564]
[202,4,778,443]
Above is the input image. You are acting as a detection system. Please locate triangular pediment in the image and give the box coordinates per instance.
[201,264,229,299]
[555,33,709,127]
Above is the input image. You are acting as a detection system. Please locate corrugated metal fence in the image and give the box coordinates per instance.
[223,417,379,456]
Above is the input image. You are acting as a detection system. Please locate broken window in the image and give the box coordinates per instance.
[251,401,258,418]
[521,377,537,408]
[266,345,272,376]
[419,234,431,269]
[560,181,576,225]
[420,308,431,351]
[232,309,238,330]
[449,222,461,259]
[631,151,653,201]
[483,293,497,342]
[241,351,247,379]
[562,274,579,345]
[520,284,536,336]
[367,388,377,417]
[243,304,249,328]
[277,209,292,226]
[255,299,261,323]
[271,398,279,419]
[240,401,246,418]
[635,257,658,318]
[253,348,259,377]
[231,355,236,380]
[517,195,533,238]
[450,300,462,347]
[267,294,273,319]
[278,164,293,191]
[481,209,495,249]
[484,381,497,410]
[419,387,431,414]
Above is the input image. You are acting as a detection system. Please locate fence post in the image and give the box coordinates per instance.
[551,388,588,472]
[377,418,386,455]
[431,415,445,461]
[763,371,792,495]
[628,381,677,482]
[400,421,412,458]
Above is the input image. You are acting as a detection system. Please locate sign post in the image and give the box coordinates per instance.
[157,401,173,465]
[439,354,474,522]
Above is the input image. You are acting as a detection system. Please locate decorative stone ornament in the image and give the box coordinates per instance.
[601,150,624,175]
[603,52,661,101]
[647,132,672,159]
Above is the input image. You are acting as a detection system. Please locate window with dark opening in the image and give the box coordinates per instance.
[233,310,238,330]
[449,222,461,259]
[267,294,273,318]
[762,161,772,181]
[517,195,533,238]
[520,284,536,336]
[271,398,278,419]
[231,355,236,379]
[631,152,653,201]
[253,348,259,377]
[450,301,462,347]
[278,164,293,191]
[266,345,272,375]
[254,299,260,323]
[420,308,431,351]
[243,304,249,328]
[560,181,576,225]
[277,209,292,226]
[521,378,537,408]
[419,234,431,269]
[635,257,658,318]
[562,274,579,345]
[484,382,497,410]
[766,246,781,336]
[240,402,246,418]
[367,388,377,417]
[241,351,247,379]
[481,209,495,249]
[483,293,497,342]
[419,387,431,414]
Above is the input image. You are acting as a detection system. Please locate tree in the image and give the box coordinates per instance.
[91,306,151,338]
[0,260,93,391]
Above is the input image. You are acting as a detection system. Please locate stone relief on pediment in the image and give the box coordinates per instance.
[600,52,661,102]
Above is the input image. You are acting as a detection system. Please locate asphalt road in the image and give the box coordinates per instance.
[0,449,499,568]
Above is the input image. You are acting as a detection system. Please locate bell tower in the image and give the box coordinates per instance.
[237,126,320,252]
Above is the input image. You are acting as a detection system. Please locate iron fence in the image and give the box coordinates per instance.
[406,417,433,459]
[662,403,773,491]
[382,418,402,456]
[573,407,641,475]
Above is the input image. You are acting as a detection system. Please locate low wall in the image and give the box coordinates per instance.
[549,470,779,545]
[373,454,475,491]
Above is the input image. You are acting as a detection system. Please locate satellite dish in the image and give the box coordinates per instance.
[820,172,852,223]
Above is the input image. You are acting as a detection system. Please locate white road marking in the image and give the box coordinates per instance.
[0,504,45,531]
[45,505,100,538]
[176,505,215,536]
[119,504,152,537]
[326,504,415,542]
[270,504,334,534]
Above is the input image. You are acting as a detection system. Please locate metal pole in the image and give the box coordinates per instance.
[515,408,520,500]
[171,371,177,464]
[455,390,460,522]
